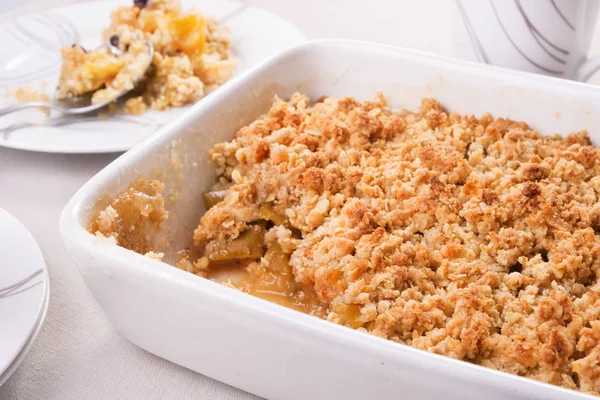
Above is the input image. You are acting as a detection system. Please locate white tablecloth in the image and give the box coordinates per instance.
[1,1,600,399]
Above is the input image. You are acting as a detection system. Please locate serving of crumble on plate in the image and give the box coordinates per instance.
[90,93,600,395]
[0,0,304,153]
[55,0,235,114]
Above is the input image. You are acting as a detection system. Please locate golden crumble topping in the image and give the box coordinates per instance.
[193,94,600,394]
[91,93,600,395]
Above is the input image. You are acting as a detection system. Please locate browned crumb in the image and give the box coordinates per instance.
[7,86,51,116]
[7,87,49,103]
[144,250,164,260]
[191,93,600,395]
[124,96,148,115]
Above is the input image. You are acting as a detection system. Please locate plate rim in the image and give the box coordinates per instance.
[0,267,50,387]
[0,208,49,383]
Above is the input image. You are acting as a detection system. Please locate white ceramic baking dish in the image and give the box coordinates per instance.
[60,40,600,400]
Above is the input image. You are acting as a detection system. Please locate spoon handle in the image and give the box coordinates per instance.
[0,102,54,117]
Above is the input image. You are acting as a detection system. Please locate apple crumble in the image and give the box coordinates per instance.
[56,29,153,106]
[54,0,234,113]
[90,93,600,395]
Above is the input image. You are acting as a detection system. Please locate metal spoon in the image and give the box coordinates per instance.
[0,40,154,117]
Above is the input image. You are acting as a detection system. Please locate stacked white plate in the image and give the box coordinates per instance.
[0,208,49,386]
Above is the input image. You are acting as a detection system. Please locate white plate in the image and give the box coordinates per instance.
[0,208,49,385]
[0,268,49,387]
[0,0,305,154]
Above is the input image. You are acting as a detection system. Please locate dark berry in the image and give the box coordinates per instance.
[133,0,148,7]
[109,35,119,47]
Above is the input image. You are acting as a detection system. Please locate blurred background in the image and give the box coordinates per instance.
[0,0,467,62]
[3,0,600,83]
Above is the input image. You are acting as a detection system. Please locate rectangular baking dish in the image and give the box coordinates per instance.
[60,40,600,400]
